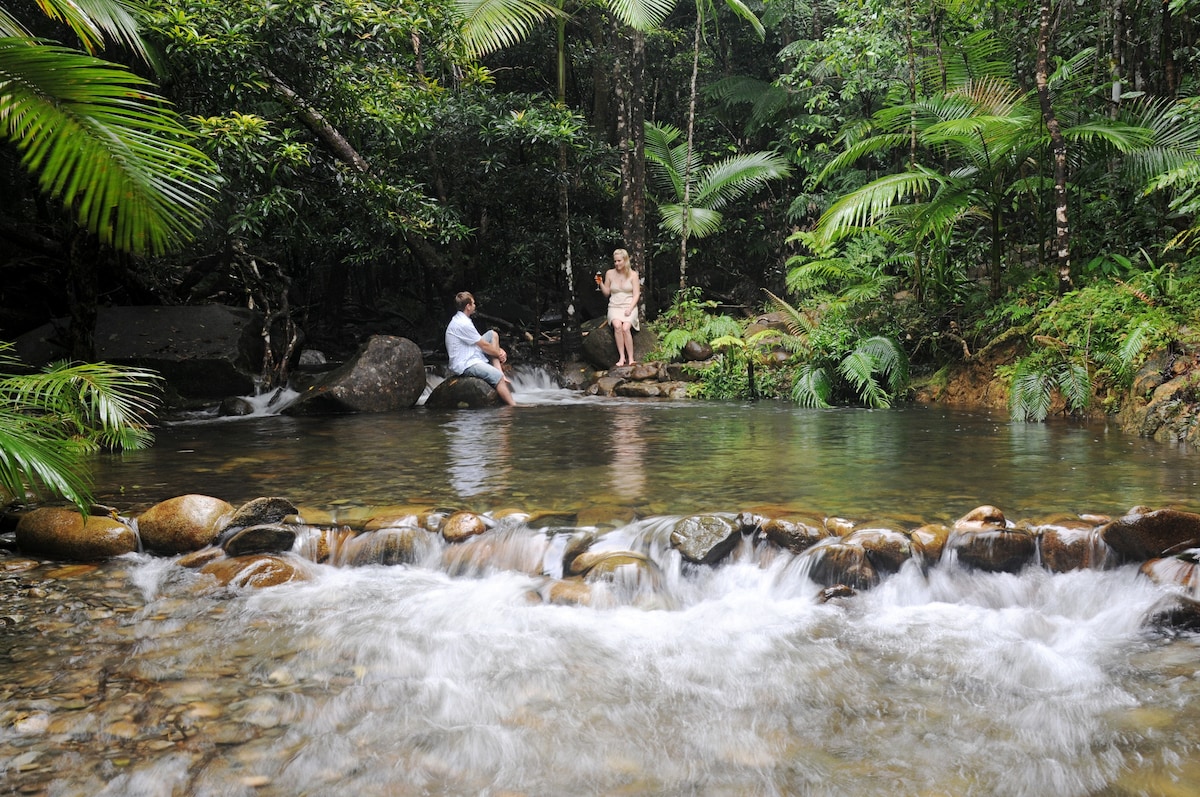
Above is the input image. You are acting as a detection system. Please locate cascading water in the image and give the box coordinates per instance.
[3,383,1200,796]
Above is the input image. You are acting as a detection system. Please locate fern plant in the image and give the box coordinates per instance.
[0,342,162,512]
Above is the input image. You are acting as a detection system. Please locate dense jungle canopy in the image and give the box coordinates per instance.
[4,0,1200,417]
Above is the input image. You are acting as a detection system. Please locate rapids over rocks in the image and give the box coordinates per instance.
[5,370,1200,796]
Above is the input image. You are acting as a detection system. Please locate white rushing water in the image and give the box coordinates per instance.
[98,525,1198,797]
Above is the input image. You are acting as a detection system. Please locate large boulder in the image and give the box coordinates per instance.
[1100,508,1200,561]
[137,494,234,554]
[15,305,265,401]
[581,318,658,370]
[670,514,741,565]
[284,335,425,414]
[424,376,500,409]
[16,508,137,561]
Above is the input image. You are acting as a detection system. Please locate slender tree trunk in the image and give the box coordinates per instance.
[616,27,649,310]
[555,12,580,355]
[1161,0,1177,95]
[1036,0,1072,295]
[681,15,702,292]
[1110,0,1123,117]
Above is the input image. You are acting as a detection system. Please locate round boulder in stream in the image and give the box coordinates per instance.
[15,508,137,561]
[1100,508,1200,561]
[424,376,501,409]
[670,514,741,564]
[946,506,1036,573]
[137,494,234,554]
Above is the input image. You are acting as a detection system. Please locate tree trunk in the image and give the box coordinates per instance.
[616,26,649,311]
[680,15,702,292]
[1036,0,1072,295]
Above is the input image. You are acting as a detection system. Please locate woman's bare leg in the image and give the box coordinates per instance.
[614,320,634,366]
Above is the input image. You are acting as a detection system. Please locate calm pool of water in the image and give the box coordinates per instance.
[91,382,1200,526]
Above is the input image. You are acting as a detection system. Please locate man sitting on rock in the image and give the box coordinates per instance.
[445,291,516,407]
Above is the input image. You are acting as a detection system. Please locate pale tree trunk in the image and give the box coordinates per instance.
[616,26,649,311]
[555,12,581,355]
[680,16,702,292]
[1035,0,1072,295]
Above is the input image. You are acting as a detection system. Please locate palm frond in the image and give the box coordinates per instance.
[605,0,677,31]
[814,168,942,244]
[1008,360,1055,422]
[656,203,723,238]
[855,336,909,393]
[454,0,563,56]
[791,362,833,408]
[838,349,890,408]
[692,151,791,211]
[0,39,217,255]
[35,0,147,59]
[1054,360,1092,414]
[763,289,816,336]
[0,408,93,507]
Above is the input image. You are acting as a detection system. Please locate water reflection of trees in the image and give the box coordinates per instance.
[609,405,645,498]
[445,412,511,498]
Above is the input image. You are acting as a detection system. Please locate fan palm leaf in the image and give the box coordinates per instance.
[0,343,162,510]
[0,38,217,254]
[691,151,791,212]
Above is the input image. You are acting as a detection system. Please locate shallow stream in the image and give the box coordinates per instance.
[3,373,1200,796]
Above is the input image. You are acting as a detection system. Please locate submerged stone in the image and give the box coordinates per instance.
[338,527,435,566]
[199,554,312,589]
[946,527,1036,573]
[846,527,913,574]
[804,541,878,589]
[1038,522,1113,572]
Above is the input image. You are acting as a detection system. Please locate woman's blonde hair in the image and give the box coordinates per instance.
[613,248,632,268]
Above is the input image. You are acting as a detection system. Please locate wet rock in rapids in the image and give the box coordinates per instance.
[845,527,914,574]
[543,578,594,606]
[199,554,313,588]
[818,584,856,602]
[294,525,354,563]
[176,547,226,568]
[219,497,299,536]
[441,511,490,543]
[1140,553,1200,596]
[1038,521,1114,572]
[910,524,950,564]
[283,334,426,414]
[1099,508,1200,561]
[670,514,741,565]
[804,540,878,589]
[137,494,234,554]
[221,524,298,557]
[423,375,500,409]
[15,508,137,561]
[579,551,661,586]
[946,527,1036,573]
[338,527,436,566]
[562,531,599,576]
[956,505,1008,529]
[757,516,831,555]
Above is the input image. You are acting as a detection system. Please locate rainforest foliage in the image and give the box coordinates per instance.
[4,0,1200,420]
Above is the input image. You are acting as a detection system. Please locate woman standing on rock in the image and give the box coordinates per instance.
[600,248,640,367]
